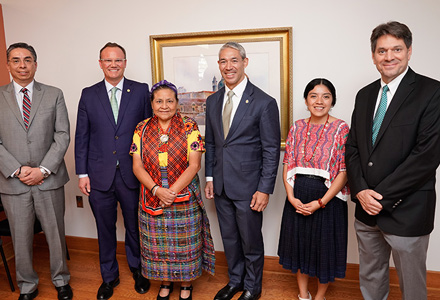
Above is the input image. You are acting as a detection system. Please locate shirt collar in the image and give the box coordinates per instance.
[381,66,409,95]
[104,77,124,93]
[13,80,34,94]
[225,76,248,99]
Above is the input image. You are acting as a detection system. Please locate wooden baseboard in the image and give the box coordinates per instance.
[24,234,438,290]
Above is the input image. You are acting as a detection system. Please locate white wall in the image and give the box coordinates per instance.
[2,0,440,271]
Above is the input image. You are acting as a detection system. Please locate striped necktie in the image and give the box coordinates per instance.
[372,85,389,145]
[21,88,31,129]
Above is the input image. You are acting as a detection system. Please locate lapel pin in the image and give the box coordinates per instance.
[246,99,249,103]
[127,89,131,92]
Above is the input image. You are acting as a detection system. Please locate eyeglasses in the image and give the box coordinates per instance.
[8,58,35,66]
[100,59,126,66]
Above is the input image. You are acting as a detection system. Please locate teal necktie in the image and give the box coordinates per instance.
[110,87,119,124]
[372,85,389,145]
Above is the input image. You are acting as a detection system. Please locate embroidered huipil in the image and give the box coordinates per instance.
[284,118,350,201]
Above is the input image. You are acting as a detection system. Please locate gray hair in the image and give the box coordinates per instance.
[219,42,246,59]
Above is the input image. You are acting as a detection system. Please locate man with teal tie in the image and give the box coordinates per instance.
[75,42,152,300]
[346,21,440,300]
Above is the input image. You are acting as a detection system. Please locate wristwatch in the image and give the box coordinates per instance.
[39,167,50,178]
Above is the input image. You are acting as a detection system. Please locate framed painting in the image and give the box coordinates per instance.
[150,27,293,148]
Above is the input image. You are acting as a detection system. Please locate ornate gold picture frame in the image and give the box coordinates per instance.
[150,27,293,148]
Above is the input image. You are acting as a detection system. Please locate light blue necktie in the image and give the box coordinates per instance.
[372,85,389,145]
[110,86,119,124]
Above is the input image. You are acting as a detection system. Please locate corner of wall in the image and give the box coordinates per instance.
[0,4,10,85]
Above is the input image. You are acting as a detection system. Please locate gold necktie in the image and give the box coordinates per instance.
[222,90,234,139]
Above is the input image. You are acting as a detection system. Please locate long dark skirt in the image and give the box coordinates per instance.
[278,175,347,284]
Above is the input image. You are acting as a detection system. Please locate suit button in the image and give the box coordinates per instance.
[113,151,117,154]
[115,136,119,140]
[223,144,228,148]
[27,140,31,144]
[368,162,373,167]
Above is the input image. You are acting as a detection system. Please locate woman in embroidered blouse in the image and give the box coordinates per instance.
[130,80,215,300]
[278,78,349,300]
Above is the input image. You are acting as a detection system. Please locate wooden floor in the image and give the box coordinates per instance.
[1,235,440,300]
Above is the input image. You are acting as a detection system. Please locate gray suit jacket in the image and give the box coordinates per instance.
[0,81,70,195]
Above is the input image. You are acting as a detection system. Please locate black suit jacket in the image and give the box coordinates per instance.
[205,81,280,201]
[346,68,440,236]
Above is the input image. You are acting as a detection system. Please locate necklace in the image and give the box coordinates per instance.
[159,123,171,143]
[303,114,329,162]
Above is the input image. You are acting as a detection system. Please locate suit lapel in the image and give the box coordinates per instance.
[227,81,253,139]
[373,69,416,148]
[96,80,117,129]
[214,88,225,138]
[2,82,26,130]
[28,81,44,128]
[366,81,381,153]
[117,78,132,128]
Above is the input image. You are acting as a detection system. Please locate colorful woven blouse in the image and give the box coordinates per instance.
[283,118,350,201]
[130,113,205,214]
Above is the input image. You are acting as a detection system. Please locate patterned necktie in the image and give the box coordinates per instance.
[21,88,31,129]
[110,87,119,124]
[222,90,234,139]
[372,85,389,145]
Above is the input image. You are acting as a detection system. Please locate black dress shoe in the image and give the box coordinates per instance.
[157,282,174,300]
[133,269,150,294]
[214,284,243,300]
[179,285,193,300]
[237,290,261,300]
[56,284,73,300]
[18,289,38,300]
[97,278,120,300]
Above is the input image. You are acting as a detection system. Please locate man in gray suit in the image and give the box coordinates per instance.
[205,42,280,300]
[0,43,72,300]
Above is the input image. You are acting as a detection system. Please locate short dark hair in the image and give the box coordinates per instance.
[99,42,126,59]
[370,21,412,52]
[303,78,337,106]
[7,42,37,62]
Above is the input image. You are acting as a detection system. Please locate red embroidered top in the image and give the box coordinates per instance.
[283,118,350,201]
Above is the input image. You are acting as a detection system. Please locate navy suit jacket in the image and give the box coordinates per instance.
[346,68,440,236]
[75,78,151,191]
[205,81,280,201]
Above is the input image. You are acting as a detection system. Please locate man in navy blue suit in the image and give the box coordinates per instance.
[205,42,280,300]
[75,42,152,300]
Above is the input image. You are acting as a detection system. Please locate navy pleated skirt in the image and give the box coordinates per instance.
[278,175,347,284]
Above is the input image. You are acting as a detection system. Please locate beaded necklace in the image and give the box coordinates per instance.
[303,114,329,162]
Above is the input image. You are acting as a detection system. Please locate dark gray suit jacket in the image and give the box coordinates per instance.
[205,80,280,200]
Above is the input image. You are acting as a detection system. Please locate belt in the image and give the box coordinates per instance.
[296,174,325,182]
